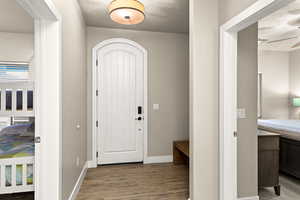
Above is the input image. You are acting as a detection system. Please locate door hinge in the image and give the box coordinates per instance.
[35,136,41,144]
[96,120,99,127]
[96,59,99,66]
[96,90,99,96]
[96,152,99,158]
[234,131,238,138]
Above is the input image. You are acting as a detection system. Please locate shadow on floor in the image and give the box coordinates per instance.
[259,174,300,200]
[0,192,34,200]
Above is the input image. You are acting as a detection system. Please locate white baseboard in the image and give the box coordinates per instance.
[88,156,173,166]
[68,162,88,200]
[144,155,173,164]
[238,196,259,200]
[87,160,97,168]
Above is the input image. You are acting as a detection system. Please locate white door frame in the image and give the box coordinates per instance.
[17,0,62,200]
[219,0,294,199]
[91,38,148,168]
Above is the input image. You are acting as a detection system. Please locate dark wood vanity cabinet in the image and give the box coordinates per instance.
[258,131,280,196]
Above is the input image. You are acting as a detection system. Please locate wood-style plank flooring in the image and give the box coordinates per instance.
[77,163,189,200]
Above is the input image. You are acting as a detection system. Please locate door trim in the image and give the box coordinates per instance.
[17,0,62,199]
[91,38,148,168]
[219,0,294,199]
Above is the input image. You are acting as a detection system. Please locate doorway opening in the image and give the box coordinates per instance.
[85,0,190,199]
[0,0,63,200]
[256,1,300,199]
[220,0,300,200]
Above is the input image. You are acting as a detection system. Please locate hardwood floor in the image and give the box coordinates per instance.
[259,174,300,200]
[77,163,189,200]
[0,192,34,200]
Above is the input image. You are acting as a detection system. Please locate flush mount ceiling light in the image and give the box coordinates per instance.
[108,0,145,25]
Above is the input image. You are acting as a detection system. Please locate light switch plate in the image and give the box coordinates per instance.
[237,108,247,119]
[153,104,160,110]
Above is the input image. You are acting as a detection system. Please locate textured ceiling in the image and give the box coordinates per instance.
[259,0,300,51]
[0,0,34,33]
[78,0,189,33]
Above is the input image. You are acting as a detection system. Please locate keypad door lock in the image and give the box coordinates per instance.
[138,106,143,114]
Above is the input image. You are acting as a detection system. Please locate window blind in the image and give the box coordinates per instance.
[0,64,29,81]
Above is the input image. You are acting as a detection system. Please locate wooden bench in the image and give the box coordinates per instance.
[173,141,189,165]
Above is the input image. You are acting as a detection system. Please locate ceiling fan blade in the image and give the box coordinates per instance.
[292,41,300,48]
[267,36,298,44]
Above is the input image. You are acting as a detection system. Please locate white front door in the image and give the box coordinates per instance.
[97,41,144,165]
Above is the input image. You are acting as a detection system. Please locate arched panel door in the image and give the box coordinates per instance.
[96,40,145,165]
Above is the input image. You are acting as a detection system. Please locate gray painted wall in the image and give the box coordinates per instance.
[237,23,258,198]
[289,49,300,119]
[51,0,87,199]
[0,32,34,80]
[258,51,290,119]
[0,32,33,62]
[86,27,189,159]
[189,0,219,199]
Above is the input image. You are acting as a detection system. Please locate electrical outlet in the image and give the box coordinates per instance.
[76,157,80,167]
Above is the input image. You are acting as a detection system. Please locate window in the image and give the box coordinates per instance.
[0,64,29,81]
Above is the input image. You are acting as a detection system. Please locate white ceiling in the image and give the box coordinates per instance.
[0,0,34,33]
[259,0,300,51]
[78,0,189,34]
